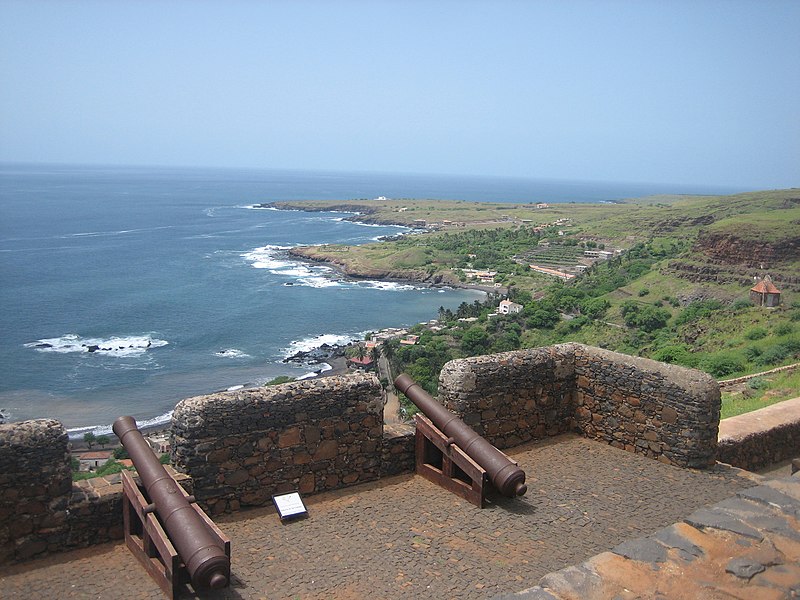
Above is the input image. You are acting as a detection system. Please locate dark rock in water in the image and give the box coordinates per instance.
[85,345,100,353]
[35,343,53,349]
[283,343,346,365]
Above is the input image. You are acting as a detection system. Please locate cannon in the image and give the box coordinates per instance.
[113,416,230,590]
[394,374,527,498]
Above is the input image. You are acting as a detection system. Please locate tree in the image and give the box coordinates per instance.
[461,327,489,355]
[83,432,96,449]
[96,435,110,448]
[580,298,610,320]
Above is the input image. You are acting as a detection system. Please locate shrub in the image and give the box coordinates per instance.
[743,346,763,361]
[747,377,768,390]
[638,288,650,297]
[676,299,723,326]
[580,298,610,320]
[701,352,746,377]
[732,298,753,310]
[755,344,789,366]
[652,345,695,366]
[744,326,768,340]
[775,323,794,336]
[623,304,671,332]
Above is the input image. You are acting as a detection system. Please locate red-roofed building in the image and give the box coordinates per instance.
[750,275,782,307]
[347,355,374,369]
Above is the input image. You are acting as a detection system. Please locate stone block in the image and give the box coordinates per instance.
[278,427,302,448]
[314,440,338,461]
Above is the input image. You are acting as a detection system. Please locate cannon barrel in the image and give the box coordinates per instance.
[112,416,230,590]
[394,374,527,497]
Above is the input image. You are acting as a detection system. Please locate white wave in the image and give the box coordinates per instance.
[241,204,278,211]
[282,333,361,359]
[25,334,168,357]
[226,384,245,391]
[271,266,315,277]
[357,281,418,291]
[215,348,251,359]
[295,276,342,288]
[241,245,295,269]
[66,409,173,440]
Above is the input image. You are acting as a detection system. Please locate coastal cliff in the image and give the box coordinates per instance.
[288,246,459,285]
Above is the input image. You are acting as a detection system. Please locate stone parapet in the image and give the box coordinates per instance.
[0,419,72,563]
[171,373,384,514]
[381,423,415,477]
[439,344,577,449]
[0,416,196,565]
[717,397,800,471]
[573,345,720,468]
[439,344,720,467]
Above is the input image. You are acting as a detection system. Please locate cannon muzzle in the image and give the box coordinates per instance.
[113,416,230,590]
[395,374,527,498]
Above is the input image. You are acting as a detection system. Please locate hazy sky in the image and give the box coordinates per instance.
[1,1,798,188]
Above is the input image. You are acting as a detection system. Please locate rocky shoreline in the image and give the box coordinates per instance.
[281,341,347,370]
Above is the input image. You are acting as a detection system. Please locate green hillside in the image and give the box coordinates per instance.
[278,190,800,416]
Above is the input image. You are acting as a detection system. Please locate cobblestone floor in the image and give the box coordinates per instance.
[0,434,759,600]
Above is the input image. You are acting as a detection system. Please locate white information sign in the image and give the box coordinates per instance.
[272,492,308,521]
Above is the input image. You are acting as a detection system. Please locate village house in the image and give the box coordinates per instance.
[76,450,113,472]
[750,275,782,307]
[146,432,171,455]
[399,335,419,345]
[498,300,523,315]
[347,355,374,369]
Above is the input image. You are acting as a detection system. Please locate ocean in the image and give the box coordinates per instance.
[0,164,744,437]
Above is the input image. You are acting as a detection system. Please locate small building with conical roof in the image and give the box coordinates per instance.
[750,275,781,307]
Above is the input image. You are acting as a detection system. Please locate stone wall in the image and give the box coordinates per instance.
[439,344,577,449]
[171,373,384,514]
[717,397,800,471]
[573,345,720,468]
[439,343,720,468]
[381,423,416,477]
[0,419,72,563]
[0,419,195,565]
[0,346,734,565]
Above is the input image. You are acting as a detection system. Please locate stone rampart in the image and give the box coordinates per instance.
[0,419,72,563]
[439,343,720,468]
[439,344,577,449]
[0,346,740,565]
[573,345,720,468]
[170,373,384,514]
[717,397,800,471]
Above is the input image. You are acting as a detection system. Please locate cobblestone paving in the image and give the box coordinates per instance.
[0,434,758,600]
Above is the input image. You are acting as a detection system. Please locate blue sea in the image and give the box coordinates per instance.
[0,164,744,436]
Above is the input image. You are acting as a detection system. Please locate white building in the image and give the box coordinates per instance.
[498,300,523,315]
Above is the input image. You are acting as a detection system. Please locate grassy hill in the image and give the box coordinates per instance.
[275,190,800,416]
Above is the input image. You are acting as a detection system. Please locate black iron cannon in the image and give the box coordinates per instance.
[113,416,230,590]
[394,374,527,497]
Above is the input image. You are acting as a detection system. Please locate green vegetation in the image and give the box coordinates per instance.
[72,457,132,481]
[721,370,800,419]
[266,376,296,386]
[295,190,799,416]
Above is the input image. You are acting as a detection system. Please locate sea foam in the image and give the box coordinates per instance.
[25,334,168,357]
[282,332,362,359]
